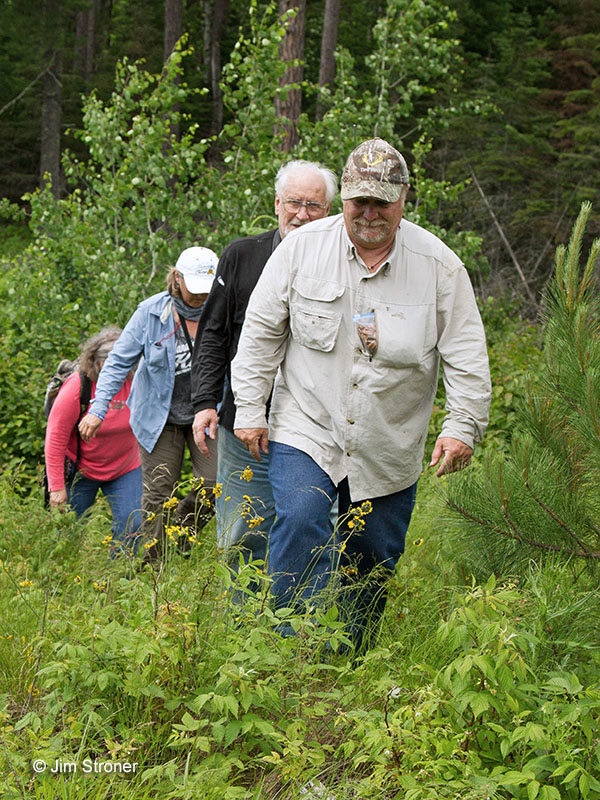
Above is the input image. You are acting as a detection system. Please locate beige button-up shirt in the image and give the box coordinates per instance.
[231,214,491,501]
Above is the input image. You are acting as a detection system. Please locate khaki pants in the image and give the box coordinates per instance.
[139,423,218,557]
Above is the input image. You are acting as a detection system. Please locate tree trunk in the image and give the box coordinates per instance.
[40,49,62,196]
[74,0,99,85]
[163,0,183,143]
[316,0,340,120]
[40,0,63,196]
[164,0,183,61]
[274,0,306,153]
[209,0,230,135]
[203,0,212,83]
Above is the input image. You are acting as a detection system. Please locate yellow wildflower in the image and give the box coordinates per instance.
[93,580,107,592]
[19,580,32,587]
[144,538,159,550]
[166,525,182,541]
[212,483,223,498]
[360,500,373,514]
[413,538,424,547]
[146,512,157,523]
[162,497,178,509]
[101,535,113,546]
[242,494,251,503]
[73,575,82,584]
[224,496,231,502]
[248,516,264,529]
[240,466,253,482]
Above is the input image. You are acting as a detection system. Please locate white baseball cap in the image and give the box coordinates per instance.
[175,246,219,294]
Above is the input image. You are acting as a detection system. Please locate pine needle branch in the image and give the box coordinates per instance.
[446,500,600,560]
[524,478,590,554]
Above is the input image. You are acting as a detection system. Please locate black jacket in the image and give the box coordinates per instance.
[191,228,280,431]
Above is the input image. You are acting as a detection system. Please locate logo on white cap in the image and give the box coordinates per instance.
[175,246,219,294]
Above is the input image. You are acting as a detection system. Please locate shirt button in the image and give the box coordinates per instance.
[346,417,355,424]
[352,383,358,389]
[346,451,352,457]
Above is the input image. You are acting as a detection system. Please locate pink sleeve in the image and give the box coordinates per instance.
[44,374,84,492]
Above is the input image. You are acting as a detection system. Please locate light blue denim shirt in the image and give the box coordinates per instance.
[88,291,177,453]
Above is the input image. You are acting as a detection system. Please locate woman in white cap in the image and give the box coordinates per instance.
[79,246,219,562]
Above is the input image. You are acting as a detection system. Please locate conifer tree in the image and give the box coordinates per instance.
[444,202,600,576]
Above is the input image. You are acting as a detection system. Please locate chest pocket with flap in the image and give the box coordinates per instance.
[290,275,344,353]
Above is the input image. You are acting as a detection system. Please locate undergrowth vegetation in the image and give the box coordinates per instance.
[1,466,599,800]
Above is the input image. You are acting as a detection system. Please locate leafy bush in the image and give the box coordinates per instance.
[1,472,599,799]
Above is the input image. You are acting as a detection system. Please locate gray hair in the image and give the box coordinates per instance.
[79,326,122,382]
[275,160,338,206]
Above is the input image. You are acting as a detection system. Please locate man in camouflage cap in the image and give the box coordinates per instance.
[230,137,491,649]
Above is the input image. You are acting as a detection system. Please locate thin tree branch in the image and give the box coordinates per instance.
[468,165,538,307]
[446,499,600,559]
[525,482,591,554]
[0,68,48,116]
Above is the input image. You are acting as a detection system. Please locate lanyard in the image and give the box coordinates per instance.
[179,317,194,356]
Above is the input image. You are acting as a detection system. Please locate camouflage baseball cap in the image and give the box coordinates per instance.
[340,138,410,203]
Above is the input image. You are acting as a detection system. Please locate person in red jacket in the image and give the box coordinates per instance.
[44,327,141,554]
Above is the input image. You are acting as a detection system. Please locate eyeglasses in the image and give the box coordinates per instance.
[282,198,328,217]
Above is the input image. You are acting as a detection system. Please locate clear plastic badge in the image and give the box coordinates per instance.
[353,312,377,356]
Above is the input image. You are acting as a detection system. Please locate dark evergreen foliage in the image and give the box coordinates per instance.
[444,202,600,577]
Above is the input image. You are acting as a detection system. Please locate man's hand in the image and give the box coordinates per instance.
[234,428,269,462]
[193,409,219,457]
[79,414,103,442]
[49,488,68,508]
[430,437,473,477]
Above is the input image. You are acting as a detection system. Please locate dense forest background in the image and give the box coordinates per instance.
[0,0,599,478]
[2,0,599,284]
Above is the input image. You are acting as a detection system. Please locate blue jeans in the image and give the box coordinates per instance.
[216,426,274,564]
[268,441,417,648]
[67,466,143,556]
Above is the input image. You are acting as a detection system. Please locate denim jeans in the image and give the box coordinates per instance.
[216,425,274,565]
[67,466,142,555]
[268,441,417,648]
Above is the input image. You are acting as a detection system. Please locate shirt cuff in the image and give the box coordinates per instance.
[193,399,219,413]
[438,422,475,450]
[233,408,268,430]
